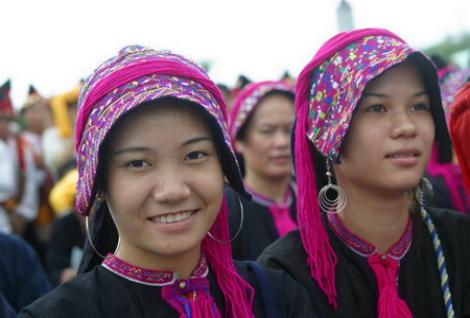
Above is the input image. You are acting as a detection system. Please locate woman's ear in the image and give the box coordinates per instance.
[234,139,246,154]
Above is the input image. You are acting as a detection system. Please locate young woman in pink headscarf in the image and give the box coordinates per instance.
[19,46,315,318]
[259,28,470,318]
[227,81,297,260]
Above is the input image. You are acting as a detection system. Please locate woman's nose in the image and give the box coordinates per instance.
[152,173,191,203]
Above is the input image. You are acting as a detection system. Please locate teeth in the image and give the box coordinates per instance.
[153,211,194,224]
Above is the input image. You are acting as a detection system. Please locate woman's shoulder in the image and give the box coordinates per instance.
[19,269,100,318]
[234,260,318,318]
[425,207,470,237]
[257,230,305,268]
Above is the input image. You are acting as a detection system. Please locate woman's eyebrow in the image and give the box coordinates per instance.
[361,92,388,98]
[180,136,213,147]
[112,147,153,157]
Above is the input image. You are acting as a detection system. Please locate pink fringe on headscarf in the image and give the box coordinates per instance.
[202,198,255,318]
[294,64,338,308]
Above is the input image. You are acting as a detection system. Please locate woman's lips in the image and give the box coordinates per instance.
[385,148,421,166]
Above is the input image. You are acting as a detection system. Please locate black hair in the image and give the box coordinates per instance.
[429,54,448,70]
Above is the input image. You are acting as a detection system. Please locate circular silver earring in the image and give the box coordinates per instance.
[85,195,120,259]
[318,160,347,214]
[208,191,245,243]
[414,177,433,207]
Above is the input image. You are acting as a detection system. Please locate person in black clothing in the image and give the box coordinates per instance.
[0,233,51,312]
[20,45,316,318]
[258,28,470,318]
[228,81,297,260]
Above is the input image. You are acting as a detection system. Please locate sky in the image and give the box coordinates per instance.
[2,0,470,107]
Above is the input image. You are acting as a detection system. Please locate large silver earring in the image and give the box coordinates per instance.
[318,160,347,214]
[208,191,244,243]
[85,195,120,259]
[414,177,433,207]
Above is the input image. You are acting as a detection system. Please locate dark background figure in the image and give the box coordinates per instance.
[0,291,17,318]
[0,233,51,312]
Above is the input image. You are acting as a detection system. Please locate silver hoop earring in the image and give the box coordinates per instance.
[208,191,244,243]
[318,160,347,214]
[414,177,433,207]
[85,196,119,259]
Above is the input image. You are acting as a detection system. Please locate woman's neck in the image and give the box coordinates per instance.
[244,172,290,204]
[115,243,202,279]
[337,185,411,254]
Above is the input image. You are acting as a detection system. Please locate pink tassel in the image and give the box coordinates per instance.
[202,198,255,318]
[368,255,412,318]
[161,277,222,318]
[294,64,338,308]
[189,291,222,318]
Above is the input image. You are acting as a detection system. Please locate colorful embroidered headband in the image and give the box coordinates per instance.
[302,30,449,160]
[229,80,294,139]
[75,45,237,216]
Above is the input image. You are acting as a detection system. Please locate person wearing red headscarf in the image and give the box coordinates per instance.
[450,82,470,195]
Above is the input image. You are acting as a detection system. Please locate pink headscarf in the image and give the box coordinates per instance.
[228,80,294,140]
[450,82,470,195]
[294,28,449,310]
[75,45,254,318]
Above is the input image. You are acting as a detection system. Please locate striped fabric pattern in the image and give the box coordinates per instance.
[420,207,455,318]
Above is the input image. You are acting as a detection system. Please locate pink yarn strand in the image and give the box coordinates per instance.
[189,292,222,318]
[202,198,255,318]
[368,255,412,318]
[294,65,338,308]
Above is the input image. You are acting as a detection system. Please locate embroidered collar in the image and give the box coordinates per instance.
[101,253,209,286]
[245,184,293,208]
[327,213,413,260]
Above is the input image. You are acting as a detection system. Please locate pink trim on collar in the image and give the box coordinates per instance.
[328,214,413,260]
[101,253,209,286]
[244,184,293,208]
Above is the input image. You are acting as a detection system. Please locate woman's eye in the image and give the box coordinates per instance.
[185,151,207,161]
[411,103,431,112]
[260,129,275,135]
[366,104,386,112]
[125,160,149,168]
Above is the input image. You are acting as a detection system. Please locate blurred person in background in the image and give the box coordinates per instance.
[449,82,470,196]
[46,169,84,286]
[42,85,80,180]
[228,81,297,260]
[0,232,51,313]
[0,80,40,235]
[19,85,56,264]
[425,55,470,214]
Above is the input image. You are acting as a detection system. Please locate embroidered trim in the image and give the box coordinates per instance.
[245,184,293,208]
[328,214,413,260]
[101,253,209,286]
